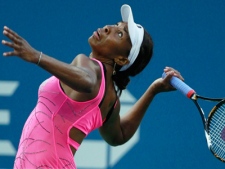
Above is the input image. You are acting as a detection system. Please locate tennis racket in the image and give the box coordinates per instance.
[162,72,225,162]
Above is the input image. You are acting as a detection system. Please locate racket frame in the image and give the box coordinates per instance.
[189,93,225,162]
[162,72,225,162]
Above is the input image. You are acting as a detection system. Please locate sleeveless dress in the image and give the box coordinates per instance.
[14,58,105,169]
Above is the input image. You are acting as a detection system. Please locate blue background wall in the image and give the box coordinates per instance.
[0,0,225,168]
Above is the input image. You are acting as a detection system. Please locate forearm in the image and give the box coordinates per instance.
[101,71,183,146]
[119,74,180,143]
[2,26,96,93]
[35,52,95,92]
[119,83,157,142]
[102,83,159,146]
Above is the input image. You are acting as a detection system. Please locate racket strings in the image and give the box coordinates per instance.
[211,111,225,136]
[209,104,225,160]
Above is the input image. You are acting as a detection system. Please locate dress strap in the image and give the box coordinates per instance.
[68,138,80,150]
[103,97,118,124]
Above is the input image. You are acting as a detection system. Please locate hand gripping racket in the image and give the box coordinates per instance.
[162,72,225,162]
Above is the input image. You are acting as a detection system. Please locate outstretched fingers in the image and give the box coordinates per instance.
[2,39,19,49]
[3,26,22,41]
[2,51,18,57]
[3,30,20,45]
[2,26,38,62]
[2,26,23,56]
[2,42,19,56]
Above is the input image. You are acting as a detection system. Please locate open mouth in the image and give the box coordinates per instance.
[97,29,100,37]
[93,30,100,40]
[96,29,100,40]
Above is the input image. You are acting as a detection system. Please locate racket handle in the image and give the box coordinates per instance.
[162,72,196,98]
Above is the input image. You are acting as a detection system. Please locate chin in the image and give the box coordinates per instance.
[88,37,97,50]
[88,36,94,45]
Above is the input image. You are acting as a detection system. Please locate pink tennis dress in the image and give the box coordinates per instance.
[14,59,105,169]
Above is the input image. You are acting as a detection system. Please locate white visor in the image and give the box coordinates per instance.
[120,4,144,71]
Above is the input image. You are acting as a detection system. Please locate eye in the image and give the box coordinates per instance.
[118,32,123,38]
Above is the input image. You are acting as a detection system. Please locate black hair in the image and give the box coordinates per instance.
[112,28,153,96]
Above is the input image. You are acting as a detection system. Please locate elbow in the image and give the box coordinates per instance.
[105,137,126,147]
[108,141,120,147]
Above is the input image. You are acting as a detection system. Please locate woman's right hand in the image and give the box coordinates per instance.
[2,26,40,64]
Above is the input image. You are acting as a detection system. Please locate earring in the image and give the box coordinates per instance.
[113,62,116,75]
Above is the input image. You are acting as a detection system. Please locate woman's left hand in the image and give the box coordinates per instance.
[2,26,40,63]
[150,66,184,95]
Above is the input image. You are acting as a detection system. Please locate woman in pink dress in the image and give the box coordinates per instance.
[2,4,183,169]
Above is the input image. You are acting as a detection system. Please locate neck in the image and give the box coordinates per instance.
[89,53,114,67]
[101,61,116,76]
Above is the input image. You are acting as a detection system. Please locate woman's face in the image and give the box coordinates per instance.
[88,22,132,59]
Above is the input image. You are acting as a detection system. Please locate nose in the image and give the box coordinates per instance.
[103,25,110,34]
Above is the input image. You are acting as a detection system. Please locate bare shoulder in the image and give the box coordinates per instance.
[71,54,100,71]
[69,54,103,88]
[71,54,90,65]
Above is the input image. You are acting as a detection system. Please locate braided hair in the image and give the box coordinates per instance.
[112,28,153,96]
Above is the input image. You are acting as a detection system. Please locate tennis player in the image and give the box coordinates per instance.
[2,4,183,169]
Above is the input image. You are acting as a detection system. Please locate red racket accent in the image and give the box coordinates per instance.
[187,90,195,98]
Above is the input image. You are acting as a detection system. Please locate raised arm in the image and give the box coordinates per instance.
[2,26,97,93]
[99,69,183,146]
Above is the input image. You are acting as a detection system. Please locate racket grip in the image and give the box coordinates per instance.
[162,72,195,98]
